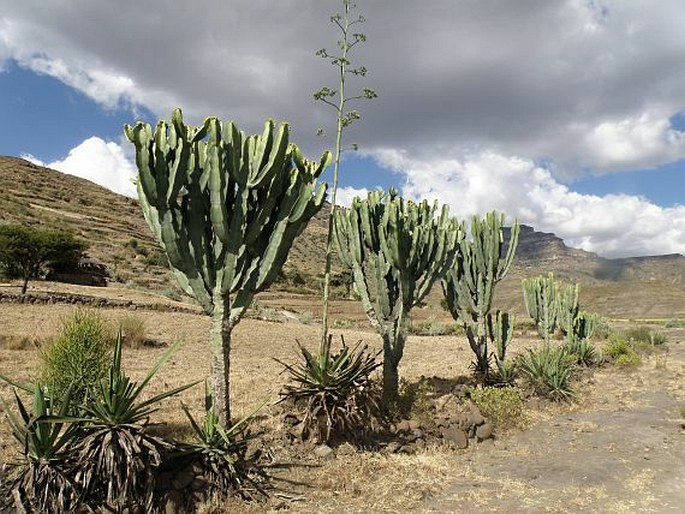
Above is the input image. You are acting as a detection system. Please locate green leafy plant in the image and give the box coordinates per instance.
[471,386,526,430]
[517,346,574,401]
[75,334,197,511]
[278,335,381,443]
[180,385,267,500]
[40,309,113,408]
[0,383,82,513]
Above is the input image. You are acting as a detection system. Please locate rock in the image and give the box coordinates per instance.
[313,444,335,460]
[479,437,496,448]
[435,394,457,411]
[466,409,485,427]
[476,422,494,441]
[288,421,307,441]
[441,426,468,449]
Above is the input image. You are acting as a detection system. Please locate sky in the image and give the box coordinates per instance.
[1,0,684,259]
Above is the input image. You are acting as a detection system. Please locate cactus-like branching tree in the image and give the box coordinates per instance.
[125,109,330,425]
[522,272,559,343]
[442,212,519,380]
[333,189,462,402]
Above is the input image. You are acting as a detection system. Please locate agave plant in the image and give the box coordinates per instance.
[562,338,598,367]
[0,383,82,513]
[180,384,267,500]
[278,335,381,443]
[75,334,197,512]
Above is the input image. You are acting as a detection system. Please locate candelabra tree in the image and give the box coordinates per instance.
[442,212,519,380]
[125,109,330,425]
[333,189,461,402]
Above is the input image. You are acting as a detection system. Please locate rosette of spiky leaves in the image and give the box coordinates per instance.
[0,382,82,514]
[181,385,267,500]
[562,338,598,367]
[278,335,381,443]
[516,346,574,401]
[75,334,198,512]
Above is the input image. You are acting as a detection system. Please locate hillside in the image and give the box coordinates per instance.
[1,155,684,317]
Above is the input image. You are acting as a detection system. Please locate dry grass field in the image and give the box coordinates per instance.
[1,281,684,513]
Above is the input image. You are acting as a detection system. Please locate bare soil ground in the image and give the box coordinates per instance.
[0,284,683,513]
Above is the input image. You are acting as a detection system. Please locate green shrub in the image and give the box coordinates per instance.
[517,346,574,401]
[118,314,147,348]
[471,386,526,429]
[40,309,113,406]
[604,334,641,366]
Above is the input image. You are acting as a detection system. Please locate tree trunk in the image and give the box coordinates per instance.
[209,295,233,426]
[20,275,29,295]
[381,328,405,404]
[465,324,489,380]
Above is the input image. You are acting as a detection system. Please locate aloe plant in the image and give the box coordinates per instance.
[125,109,330,424]
[75,334,197,511]
[333,189,461,402]
[278,335,381,442]
[0,383,82,513]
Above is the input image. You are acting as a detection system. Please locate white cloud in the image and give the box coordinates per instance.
[334,186,370,208]
[25,137,138,198]
[370,148,685,258]
[3,0,685,257]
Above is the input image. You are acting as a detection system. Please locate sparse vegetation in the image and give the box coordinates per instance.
[604,334,641,366]
[118,314,147,348]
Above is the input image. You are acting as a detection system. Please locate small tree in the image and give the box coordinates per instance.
[315,0,377,345]
[333,189,461,402]
[442,212,519,380]
[125,109,330,425]
[0,224,85,294]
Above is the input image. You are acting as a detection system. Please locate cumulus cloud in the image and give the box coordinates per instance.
[370,148,685,258]
[23,137,137,198]
[334,186,371,208]
[3,0,685,256]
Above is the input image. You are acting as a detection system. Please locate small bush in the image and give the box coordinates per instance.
[40,309,113,406]
[664,318,684,328]
[396,379,437,426]
[517,346,574,401]
[604,334,641,366]
[471,386,526,429]
[118,314,147,348]
[297,311,315,325]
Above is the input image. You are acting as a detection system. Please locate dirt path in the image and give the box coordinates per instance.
[426,338,685,513]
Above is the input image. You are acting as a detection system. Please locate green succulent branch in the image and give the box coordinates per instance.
[315,0,377,348]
